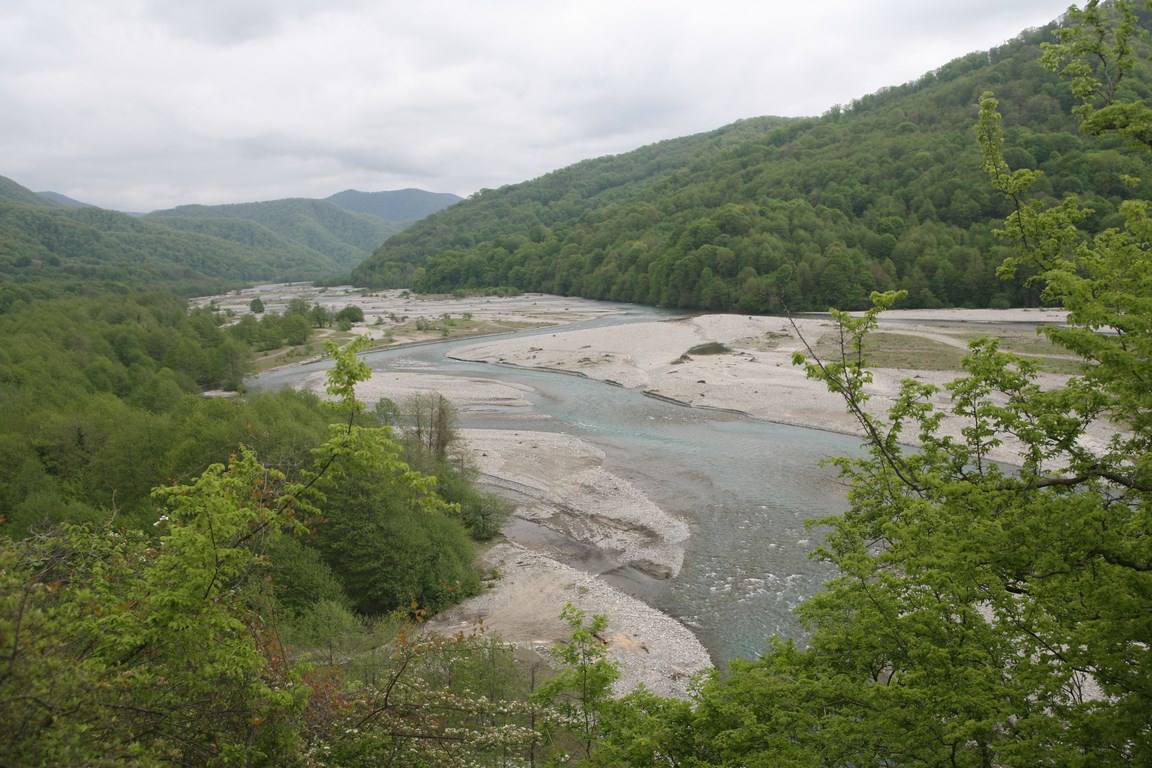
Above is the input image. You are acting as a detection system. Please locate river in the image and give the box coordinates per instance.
[252,304,862,663]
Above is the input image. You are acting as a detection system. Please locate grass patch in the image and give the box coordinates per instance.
[813,332,968,371]
[1028,357,1086,375]
[733,331,791,351]
[686,342,731,355]
[948,329,1068,357]
[813,331,1086,375]
[250,343,322,373]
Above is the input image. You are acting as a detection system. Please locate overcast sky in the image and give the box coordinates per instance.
[2,0,1074,211]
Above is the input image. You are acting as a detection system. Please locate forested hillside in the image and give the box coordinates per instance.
[147,198,401,271]
[36,190,94,208]
[0,175,349,300]
[326,188,462,222]
[0,175,63,207]
[355,14,1152,311]
[4,2,1151,764]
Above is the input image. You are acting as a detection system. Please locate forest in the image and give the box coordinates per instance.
[2,1,1151,765]
[355,8,1152,313]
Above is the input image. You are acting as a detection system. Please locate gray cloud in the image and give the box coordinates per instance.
[1,0,1074,211]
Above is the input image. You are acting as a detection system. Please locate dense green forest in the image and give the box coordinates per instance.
[355,11,1152,312]
[0,291,530,762]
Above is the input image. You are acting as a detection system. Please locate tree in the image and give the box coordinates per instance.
[306,423,479,614]
[285,297,311,316]
[303,339,480,614]
[403,392,457,462]
[536,604,619,762]
[0,451,307,765]
[249,296,265,313]
[310,302,332,328]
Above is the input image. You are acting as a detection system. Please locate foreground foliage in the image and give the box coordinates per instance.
[0,453,308,765]
[0,326,576,765]
[8,4,1152,765]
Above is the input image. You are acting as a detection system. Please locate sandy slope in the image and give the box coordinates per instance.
[462,429,689,578]
[424,542,712,699]
[302,368,536,414]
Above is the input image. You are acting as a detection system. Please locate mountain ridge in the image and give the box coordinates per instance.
[325,188,462,222]
[37,190,94,209]
[0,175,363,296]
[145,197,400,271]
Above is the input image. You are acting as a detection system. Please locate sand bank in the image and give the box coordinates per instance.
[302,367,536,415]
[424,542,712,699]
[461,429,688,579]
[301,370,711,696]
[452,430,710,698]
[454,309,1112,464]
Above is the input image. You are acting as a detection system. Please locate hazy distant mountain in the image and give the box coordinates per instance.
[37,190,95,209]
[0,175,60,207]
[326,188,462,223]
[0,174,358,294]
[1,174,458,295]
[147,198,401,271]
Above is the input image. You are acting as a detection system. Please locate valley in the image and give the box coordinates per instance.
[5,2,1150,762]
[235,284,1087,696]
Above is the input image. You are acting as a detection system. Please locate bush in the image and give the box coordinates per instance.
[335,305,364,324]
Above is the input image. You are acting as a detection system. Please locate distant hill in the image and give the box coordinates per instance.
[146,198,400,272]
[37,191,94,209]
[0,174,353,299]
[0,176,59,207]
[326,188,462,222]
[354,11,1152,312]
[0,175,452,303]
